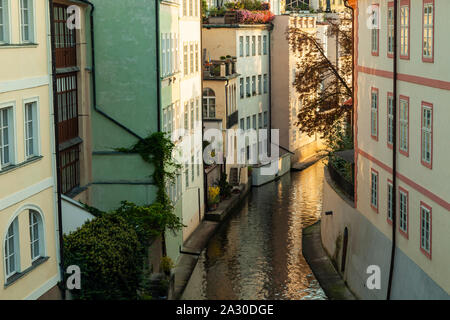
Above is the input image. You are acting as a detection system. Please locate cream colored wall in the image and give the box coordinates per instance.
[202,28,236,62]
[356,0,450,294]
[0,0,59,299]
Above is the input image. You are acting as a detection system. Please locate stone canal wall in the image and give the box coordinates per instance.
[321,167,449,300]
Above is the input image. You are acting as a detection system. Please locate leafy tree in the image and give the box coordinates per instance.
[288,11,353,140]
[64,214,142,300]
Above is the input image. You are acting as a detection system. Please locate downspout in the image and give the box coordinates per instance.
[268,24,273,157]
[344,0,354,138]
[77,0,144,140]
[48,0,66,300]
[387,0,398,300]
[224,79,229,175]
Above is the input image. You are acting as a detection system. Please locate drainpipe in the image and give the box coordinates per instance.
[268,24,273,158]
[77,0,144,140]
[344,1,354,138]
[201,5,209,213]
[387,0,398,300]
[156,0,161,132]
[48,0,66,300]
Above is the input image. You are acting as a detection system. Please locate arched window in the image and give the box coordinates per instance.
[29,210,43,261]
[202,88,216,118]
[4,218,19,278]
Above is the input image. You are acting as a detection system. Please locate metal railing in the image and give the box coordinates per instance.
[328,163,354,202]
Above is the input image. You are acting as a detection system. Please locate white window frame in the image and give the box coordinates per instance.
[0,0,10,44]
[4,217,19,280]
[245,36,249,56]
[400,4,409,58]
[387,6,394,55]
[239,78,244,99]
[387,95,394,145]
[239,36,243,57]
[202,88,216,118]
[23,97,40,159]
[421,105,432,165]
[371,170,378,209]
[399,189,408,234]
[371,90,378,138]
[19,0,35,44]
[263,35,267,55]
[0,101,16,170]
[371,28,378,53]
[399,98,409,153]
[29,209,44,262]
[387,182,393,221]
[420,204,431,254]
[263,74,268,94]
[423,2,433,60]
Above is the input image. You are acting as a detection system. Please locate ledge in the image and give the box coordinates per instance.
[0,156,43,176]
[4,256,49,288]
[0,43,38,49]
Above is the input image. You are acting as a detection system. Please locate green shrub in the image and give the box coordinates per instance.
[64,214,142,300]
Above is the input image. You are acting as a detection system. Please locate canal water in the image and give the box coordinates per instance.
[182,160,327,300]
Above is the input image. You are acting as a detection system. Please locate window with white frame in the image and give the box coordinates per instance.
[246,36,250,56]
[189,0,193,16]
[387,95,394,145]
[371,28,378,54]
[258,35,261,55]
[263,111,268,128]
[400,4,409,57]
[258,113,262,129]
[399,98,409,153]
[371,170,378,209]
[399,189,408,234]
[387,6,394,55]
[202,88,216,118]
[191,155,194,182]
[29,210,43,261]
[190,101,194,130]
[252,114,256,130]
[387,182,393,221]
[185,163,189,187]
[246,77,250,97]
[4,218,19,279]
[20,0,34,43]
[189,43,194,74]
[421,105,432,165]
[162,104,173,134]
[252,76,256,95]
[195,98,200,123]
[0,0,10,43]
[239,36,243,57]
[258,75,262,95]
[197,151,200,177]
[184,103,189,130]
[25,101,38,158]
[0,106,14,169]
[240,78,244,98]
[246,116,250,130]
[183,0,187,16]
[371,90,378,138]
[183,44,188,76]
[263,35,267,55]
[252,36,256,56]
[162,34,166,76]
[423,2,433,60]
[195,43,199,72]
[420,204,431,254]
[240,118,244,129]
[263,74,268,93]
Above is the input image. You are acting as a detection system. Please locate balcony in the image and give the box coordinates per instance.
[203,58,238,80]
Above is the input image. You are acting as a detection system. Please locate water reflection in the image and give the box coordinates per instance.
[182,160,327,300]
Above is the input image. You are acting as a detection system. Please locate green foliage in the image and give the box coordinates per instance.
[216,173,232,199]
[160,256,175,275]
[63,214,142,300]
[326,121,354,183]
[80,202,105,218]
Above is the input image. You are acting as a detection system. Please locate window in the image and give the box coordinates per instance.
[189,0,193,16]
[252,114,256,130]
[240,78,244,99]
[195,0,198,16]
[183,44,188,76]
[420,202,432,258]
[185,163,189,188]
[162,35,166,76]
[252,36,256,56]
[387,94,394,147]
[399,188,408,237]
[195,98,200,123]
[190,44,194,74]
[258,75,262,94]
[258,35,261,55]
[263,74,268,93]
[421,103,433,168]
[56,73,78,144]
[387,3,394,57]
[246,77,250,97]
[258,113,262,129]
[60,144,80,194]
[263,111,268,128]
[246,116,250,130]
[252,76,256,95]
[183,0,187,16]
[239,36,244,57]
[240,118,244,129]
[0,106,14,169]
[202,88,216,118]
[4,218,19,278]
[191,155,195,182]
[263,35,267,55]
[371,88,378,139]
[20,0,34,43]
[423,0,434,62]
[24,101,38,158]
[246,36,250,56]
[387,181,393,222]
[195,43,199,72]
[29,210,43,261]
[399,97,409,156]
[370,169,378,211]
[197,151,200,177]
[190,101,194,130]
[0,0,10,43]
[400,1,410,59]
[370,4,379,56]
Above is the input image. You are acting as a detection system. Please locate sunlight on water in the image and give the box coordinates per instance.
[182,160,327,300]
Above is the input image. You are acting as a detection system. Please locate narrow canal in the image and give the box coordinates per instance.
[182,160,327,300]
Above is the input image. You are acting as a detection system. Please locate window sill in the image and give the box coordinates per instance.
[0,43,38,49]
[0,156,43,176]
[4,256,49,288]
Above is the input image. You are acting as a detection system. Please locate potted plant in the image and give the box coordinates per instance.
[208,186,220,210]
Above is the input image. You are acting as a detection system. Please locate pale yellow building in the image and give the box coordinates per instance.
[0,0,61,299]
